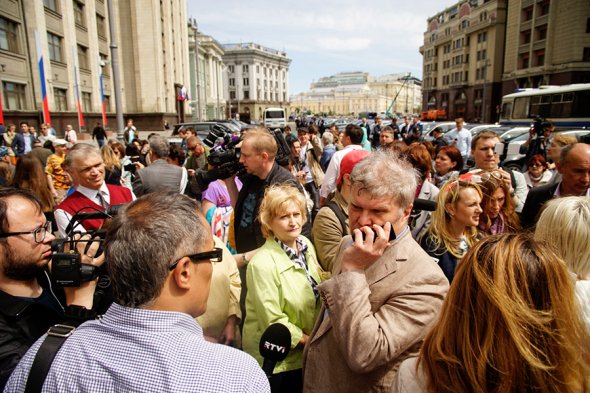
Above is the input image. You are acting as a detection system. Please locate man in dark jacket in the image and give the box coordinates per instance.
[0,188,103,389]
[92,122,107,147]
[224,128,309,254]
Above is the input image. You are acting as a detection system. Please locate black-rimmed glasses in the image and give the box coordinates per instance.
[0,221,52,243]
[168,247,223,271]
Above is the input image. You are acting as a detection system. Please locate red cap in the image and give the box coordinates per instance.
[337,150,370,185]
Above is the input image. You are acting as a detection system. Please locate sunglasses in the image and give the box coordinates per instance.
[168,247,223,270]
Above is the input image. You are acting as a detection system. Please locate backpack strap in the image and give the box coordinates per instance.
[325,200,348,236]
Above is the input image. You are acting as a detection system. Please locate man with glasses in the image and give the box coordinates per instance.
[38,123,56,145]
[5,192,269,392]
[0,188,103,389]
[468,131,528,213]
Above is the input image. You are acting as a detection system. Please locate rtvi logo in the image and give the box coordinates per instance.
[264,341,286,353]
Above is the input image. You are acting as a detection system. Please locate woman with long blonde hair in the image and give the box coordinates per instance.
[534,196,590,331]
[393,233,590,393]
[420,180,482,283]
[101,144,122,186]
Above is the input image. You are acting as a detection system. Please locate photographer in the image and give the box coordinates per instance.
[224,128,310,254]
[0,188,104,389]
[519,118,554,160]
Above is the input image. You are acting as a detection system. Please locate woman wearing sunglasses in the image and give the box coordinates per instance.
[523,154,552,189]
[242,184,322,393]
[419,180,482,283]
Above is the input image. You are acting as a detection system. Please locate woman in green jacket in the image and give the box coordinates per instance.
[243,183,323,393]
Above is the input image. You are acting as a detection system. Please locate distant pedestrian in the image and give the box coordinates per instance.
[92,122,107,147]
[64,124,78,145]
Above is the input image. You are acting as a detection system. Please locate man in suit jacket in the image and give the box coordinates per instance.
[303,150,449,393]
[133,135,187,196]
[521,143,590,229]
[11,122,35,157]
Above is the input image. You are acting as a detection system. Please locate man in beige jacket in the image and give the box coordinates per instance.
[303,150,449,392]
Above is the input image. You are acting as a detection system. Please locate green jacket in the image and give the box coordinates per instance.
[243,237,322,374]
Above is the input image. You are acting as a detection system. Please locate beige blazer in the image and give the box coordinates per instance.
[302,231,449,393]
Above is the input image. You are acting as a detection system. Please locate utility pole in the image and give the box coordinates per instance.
[106,0,124,140]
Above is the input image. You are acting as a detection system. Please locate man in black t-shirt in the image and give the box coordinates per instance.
[0,188,103,389]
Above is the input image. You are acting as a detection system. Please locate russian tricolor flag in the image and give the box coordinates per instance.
[35,31,51,124]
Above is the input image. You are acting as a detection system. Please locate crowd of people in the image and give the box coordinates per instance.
[0,116,589,392]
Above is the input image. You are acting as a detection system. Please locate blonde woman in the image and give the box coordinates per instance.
[394,233,590,393]
[100,144,122,186]
[534,196,590,331]
[419,180,482,283]
[243,184,322,393]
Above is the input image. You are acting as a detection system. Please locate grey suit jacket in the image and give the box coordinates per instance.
[133,159,187,196]
[302,230,449,393]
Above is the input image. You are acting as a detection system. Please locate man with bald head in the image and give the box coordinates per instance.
[521,142,590,229]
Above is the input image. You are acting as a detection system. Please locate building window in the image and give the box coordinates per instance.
[43,0,59,13]
[82,92,92,111]
[2,82,26,110]
[587,18,590,33]
[228,65,234,73]
[47,32,63,62]
[243,64,249,73]
[583,48,590,62]
[96,14,106,37]
[0,17,20,53]
[477,31,488,43]
[229,91,236,100]
[243,78,249,86]
[535,50,545,66]
[538,1,550,16]
[256,65,259,73]
[74,1,85,27]
[521,30,531,44]
[78,45,89,69]
[244,90,249,100]
[536,26,547,41]
[523,6,534,21]
[229,78,235,87]
[54,88,67,111]
[519,54,529,69]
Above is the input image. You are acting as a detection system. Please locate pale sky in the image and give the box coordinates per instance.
[187,0,458,94]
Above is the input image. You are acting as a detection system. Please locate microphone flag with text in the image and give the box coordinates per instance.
[259,323,291,378]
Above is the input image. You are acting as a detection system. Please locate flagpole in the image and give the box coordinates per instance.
[98,55,107,126]
[35,31,51,124]
[72,45,85,132]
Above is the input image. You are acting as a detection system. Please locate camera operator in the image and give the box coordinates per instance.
[519,118,554,160]
[54,144,135,237]
[5,192,269,392]
[224,128,310,255]
[0,188,104,389]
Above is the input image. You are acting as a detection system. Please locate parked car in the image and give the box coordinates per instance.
[469,124,509,137]
[423,122,460,141]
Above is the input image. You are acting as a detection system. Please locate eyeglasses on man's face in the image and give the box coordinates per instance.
[0,221,52,244]
[168,247,223,271]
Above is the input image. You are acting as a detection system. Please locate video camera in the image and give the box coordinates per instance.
[530,115,552,140]
[51,205,122,287]
[195,127,292,189]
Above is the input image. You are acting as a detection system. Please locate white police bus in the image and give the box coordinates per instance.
[499,83,590,128]
[263,108,287,130]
